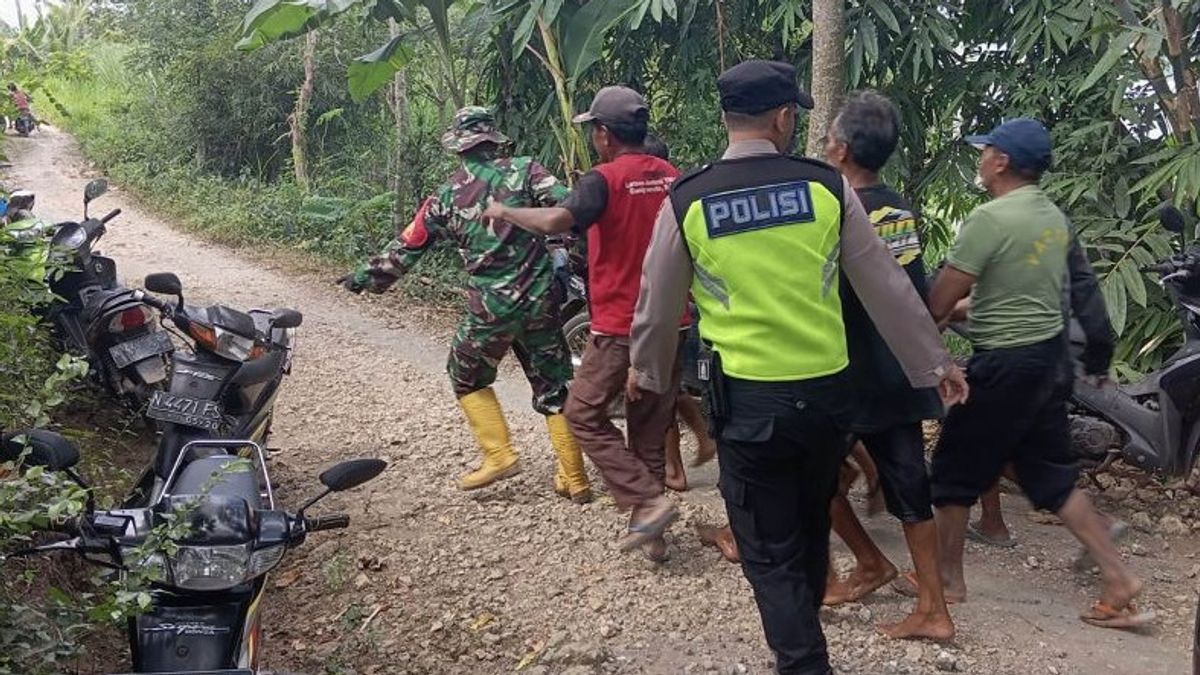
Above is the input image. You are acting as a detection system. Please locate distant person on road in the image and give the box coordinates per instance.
[8,83,30,115]
[339,106,593,504]
[484,87,686,563]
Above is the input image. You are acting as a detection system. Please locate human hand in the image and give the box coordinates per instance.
[481,200,506,223]
[937,363,970,407]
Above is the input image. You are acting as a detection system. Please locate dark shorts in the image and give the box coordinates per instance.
[859,423,932,523]
[931,335,1078,513]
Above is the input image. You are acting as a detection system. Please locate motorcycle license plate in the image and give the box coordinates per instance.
[109,331,174,369]
[146,390,224,431]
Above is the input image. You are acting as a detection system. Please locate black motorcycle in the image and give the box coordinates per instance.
[1069,206,1200,477]
[14,111,35,136]
[548,234,590,368]
[2,428,386,673]
[129,272,300,507]
[46,179,174,405]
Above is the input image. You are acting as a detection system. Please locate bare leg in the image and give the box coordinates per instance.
[1057,489,1141,607]
[972,482,1012,542]
[824,492,897,605]
[934,504,970,603]
[664,421,687,492]
[676,395,716,466]
[879,519,955,640]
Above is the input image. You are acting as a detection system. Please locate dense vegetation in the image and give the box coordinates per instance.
[4,0,1198,374]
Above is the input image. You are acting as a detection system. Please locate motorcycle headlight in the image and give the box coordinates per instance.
[247,544,286,578]
[212,326,257,362]
[168,544,252,591]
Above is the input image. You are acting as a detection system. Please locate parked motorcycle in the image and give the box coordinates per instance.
[14,110,35,136]
[548,234,590,368]
[129,272,300,507]
[1069,205,1200,477]
[38,180,175,405]
[2,428,386,673]
[548,235,628,418]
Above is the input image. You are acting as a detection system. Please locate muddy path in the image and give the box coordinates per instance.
[6,127,1193,674]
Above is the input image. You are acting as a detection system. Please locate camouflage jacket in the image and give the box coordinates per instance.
[359,155,569,321]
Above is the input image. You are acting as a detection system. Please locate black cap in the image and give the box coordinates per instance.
[573,86,650,127]
[718,60,814,115]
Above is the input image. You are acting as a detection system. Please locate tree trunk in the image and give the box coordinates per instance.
[806,0,846,157]
[291,31,318,192]
[1161,0,1200,136]
[387,19,410,231]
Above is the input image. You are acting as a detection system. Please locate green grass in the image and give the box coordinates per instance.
[39,44,464,302]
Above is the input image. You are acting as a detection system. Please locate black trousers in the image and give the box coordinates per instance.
[717,375,851,675]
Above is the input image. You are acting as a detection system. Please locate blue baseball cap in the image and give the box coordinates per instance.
[964,118,1052,171]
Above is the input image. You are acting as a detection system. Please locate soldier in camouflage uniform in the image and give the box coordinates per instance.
[340,107,592,502]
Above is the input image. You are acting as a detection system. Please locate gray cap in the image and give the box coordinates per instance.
[573,86,650,126]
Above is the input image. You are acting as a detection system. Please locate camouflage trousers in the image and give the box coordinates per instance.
[448,298,573,415]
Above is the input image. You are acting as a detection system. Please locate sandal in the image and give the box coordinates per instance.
[641,536,670,563]
[618,500,679,552]
[1080,600,1156,629]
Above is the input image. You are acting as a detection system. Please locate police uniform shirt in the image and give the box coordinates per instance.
[629,139,953,394]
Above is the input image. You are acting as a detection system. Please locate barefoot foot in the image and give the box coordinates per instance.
[823,564,898,606]
[879,611,956,641]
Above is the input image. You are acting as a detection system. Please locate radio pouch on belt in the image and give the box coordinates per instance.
[699,348,728,437]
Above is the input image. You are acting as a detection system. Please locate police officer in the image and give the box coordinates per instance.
[627,61,969,674]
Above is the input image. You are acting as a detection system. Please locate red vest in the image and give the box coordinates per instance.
[587,153,682,336]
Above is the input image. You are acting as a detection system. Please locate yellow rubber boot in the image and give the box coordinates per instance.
[554,462,569,498]
[546,414,592,504]
[457,388,520,490]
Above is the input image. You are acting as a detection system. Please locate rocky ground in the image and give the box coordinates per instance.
[6,127,1195,674]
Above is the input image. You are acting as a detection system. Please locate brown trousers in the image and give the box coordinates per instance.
[565,334,682,510]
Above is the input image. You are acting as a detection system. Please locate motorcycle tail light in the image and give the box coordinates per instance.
[109,306,153,333]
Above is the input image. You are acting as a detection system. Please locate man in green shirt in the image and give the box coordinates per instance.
[927,119,1150,629]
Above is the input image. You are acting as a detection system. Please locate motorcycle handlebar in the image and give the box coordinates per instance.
[134,290,173,315]
[305,513,350,532]
[100,209,121,224]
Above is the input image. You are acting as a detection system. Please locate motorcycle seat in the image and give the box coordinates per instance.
[171,455,262,509]
[1121,373,1161,397]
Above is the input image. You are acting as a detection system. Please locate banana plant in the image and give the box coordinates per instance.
[237,0,461,103]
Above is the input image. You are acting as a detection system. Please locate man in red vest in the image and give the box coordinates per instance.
[484,86,683,560]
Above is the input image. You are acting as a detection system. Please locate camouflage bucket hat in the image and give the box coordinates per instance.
[441,106,510,153]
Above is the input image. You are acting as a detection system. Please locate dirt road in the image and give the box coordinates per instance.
[6,127,1193,674]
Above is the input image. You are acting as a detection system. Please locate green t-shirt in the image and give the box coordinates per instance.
[948,184,1069,350]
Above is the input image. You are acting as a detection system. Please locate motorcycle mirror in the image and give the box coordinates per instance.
[83,179,108,205]
[1160,205,1187,234]
[1,429,81,471]
[319,458,387,492]
[144,272,183,297]
[296,458,387,519]
[270,308,303,330]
